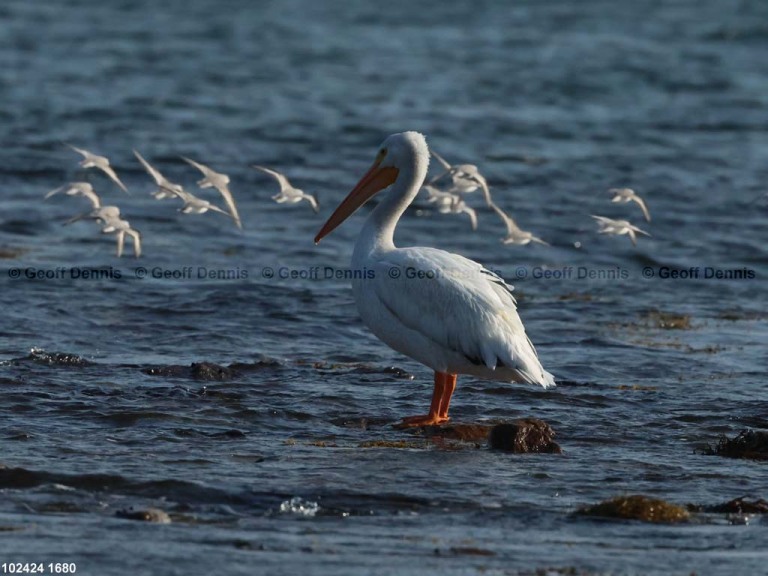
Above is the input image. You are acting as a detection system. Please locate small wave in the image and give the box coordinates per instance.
[279,496,320,517]
[23,347,93,367]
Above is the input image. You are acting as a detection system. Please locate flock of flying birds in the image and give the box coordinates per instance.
[422,149,652,246]
[45,144,652,258]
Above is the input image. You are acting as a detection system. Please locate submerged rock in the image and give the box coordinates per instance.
[699,496,768,514]
[703,429,768,461]
[115,507,171,524]
[26,348,92,367]
[488,419,562,454]
[142,361,241,381]
[358,439,426,449]
[423,423,493,443]
[406,418,561,453]
[576,495,689,523]
[190,362,239,381]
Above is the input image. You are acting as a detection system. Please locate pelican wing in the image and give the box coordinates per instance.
[370,247,554,387]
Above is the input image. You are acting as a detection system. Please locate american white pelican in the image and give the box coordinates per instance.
[491,203,549,246]
[67,144,128,193]
[253,165,319,213]
[592,215,650,246]
[315,132,555,427]
[181,157,243,229]
[429,149,493,207]
[422,184,478,230]
[46,182,102,209]
[67,206,142,257]
[609,188,651,222]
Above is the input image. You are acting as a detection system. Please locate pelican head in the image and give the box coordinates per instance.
[315,131,429,243]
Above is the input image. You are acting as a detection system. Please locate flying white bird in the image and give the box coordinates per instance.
[45,182,102,209]
[67,206,142,258]
[253,165,319,213]
[422,185,477,230]
[315,132,554,427]
[170,188,235,219]
[491,203,549,246]
[181,157,242,229]
[66,144,128,193]
[609,188,651,222]
[134,150,234,224]
[133,150,185,199]
[429,149,493,207]
[592,215,651,246]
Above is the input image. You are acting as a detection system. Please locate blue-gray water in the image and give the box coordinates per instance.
[1,1,767,574]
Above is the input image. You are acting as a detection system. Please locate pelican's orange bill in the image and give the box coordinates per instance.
[314,162,399,243]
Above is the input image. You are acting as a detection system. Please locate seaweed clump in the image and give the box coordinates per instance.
[488,419,562,454]
[644,310,692,330]
[702,429,768,461]
[576,495,689,523]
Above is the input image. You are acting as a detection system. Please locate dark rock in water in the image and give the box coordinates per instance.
[142,362,241,381]
[700,496,768,514]
[576,495,689,523]
[116,507,171,524]
[229,359,283,372]
[142,365,188,377]
[703,429,768,461]
[424,423,493,442]
[409,418,561,453]
[190,362,239,381]
[488,419,562,454]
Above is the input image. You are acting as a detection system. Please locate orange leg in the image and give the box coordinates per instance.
[396,371,458,428]
[437,373,457,421]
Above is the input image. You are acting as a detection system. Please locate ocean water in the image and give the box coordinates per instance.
[1,0,767,574]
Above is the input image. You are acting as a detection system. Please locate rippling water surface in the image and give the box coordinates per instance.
[1,1,767,574]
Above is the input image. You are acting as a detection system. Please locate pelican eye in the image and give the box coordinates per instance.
[376,149,387,163]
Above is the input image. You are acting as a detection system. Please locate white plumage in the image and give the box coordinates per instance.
[316,132,554,427]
